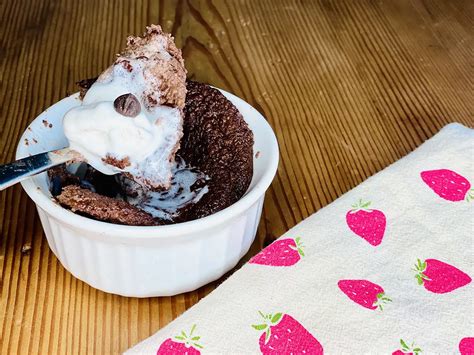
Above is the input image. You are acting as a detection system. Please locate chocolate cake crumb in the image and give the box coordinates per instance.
[24,138,29,146]
[42,119,49,127]
[146,94,158,106]
[57,185,157,226]
[116,59,133,72]
[255,151,261,158]
[76,77,98,99]
[122,25,187,109]
[102,155,131,169]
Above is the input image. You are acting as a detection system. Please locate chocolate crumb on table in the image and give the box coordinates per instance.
[21,244,32,254]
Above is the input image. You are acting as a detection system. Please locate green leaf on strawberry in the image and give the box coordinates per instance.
[397,338,422,355]
[465,189,474,202]
[293,237,305,258]
[172,324,203,350]
[252,311,285,345]
[373,292,391,311]
[351,199,372,211]
[265,328,271,343]
[413,258,432,286]
[271,313,282,323]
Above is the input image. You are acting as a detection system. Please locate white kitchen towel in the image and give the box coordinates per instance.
[127,123,473,355]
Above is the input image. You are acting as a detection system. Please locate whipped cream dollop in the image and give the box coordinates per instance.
[63,25,186,189]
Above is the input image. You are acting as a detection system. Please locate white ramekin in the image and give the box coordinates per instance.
[16,89,279,297]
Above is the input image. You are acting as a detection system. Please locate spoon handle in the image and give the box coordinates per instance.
[0,148,73,191]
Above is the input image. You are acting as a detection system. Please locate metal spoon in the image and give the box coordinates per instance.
[0,148,74,191]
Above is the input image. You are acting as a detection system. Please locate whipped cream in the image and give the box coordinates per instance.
[63,25,186,189]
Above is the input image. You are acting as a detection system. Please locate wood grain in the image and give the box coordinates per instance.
[1,0,473,353]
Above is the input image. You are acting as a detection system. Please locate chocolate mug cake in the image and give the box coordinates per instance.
[49,26,254,226]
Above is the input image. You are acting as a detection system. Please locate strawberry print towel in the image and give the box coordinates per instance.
[127,123,473,354]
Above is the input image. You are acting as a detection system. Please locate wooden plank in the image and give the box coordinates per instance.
[0,0,472,353]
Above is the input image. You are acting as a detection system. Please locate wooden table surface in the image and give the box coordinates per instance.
[1,0,473,353]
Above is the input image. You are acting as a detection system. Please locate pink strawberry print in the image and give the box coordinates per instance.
[421,169,474,202]
[338,279,392,310]
[392,339,422,355]
[252,311,323,354]
[346,200,386,246]
[459,337,474,355]
[156,324,203,355]
[249,237,304,266]
[414,258,471,294]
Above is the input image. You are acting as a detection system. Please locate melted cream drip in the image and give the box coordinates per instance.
[125,158,209,221]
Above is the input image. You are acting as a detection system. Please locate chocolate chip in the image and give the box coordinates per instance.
[114,93,141,117]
